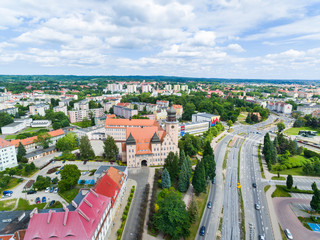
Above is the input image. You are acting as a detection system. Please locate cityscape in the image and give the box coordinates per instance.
[0,1,320,240]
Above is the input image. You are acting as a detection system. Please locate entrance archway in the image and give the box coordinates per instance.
[141,160,147,167]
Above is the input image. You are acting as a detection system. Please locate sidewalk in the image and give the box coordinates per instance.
[183,185,194,208]
[109,179,136,240]
[265,185,282,240]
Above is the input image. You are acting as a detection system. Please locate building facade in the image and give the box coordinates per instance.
[0,138,18,171]
[29,104,50,116]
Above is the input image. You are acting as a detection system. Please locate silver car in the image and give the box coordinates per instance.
[284,229,293,239]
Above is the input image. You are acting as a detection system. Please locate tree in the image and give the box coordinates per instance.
[188,198,198,223]
[164,152,179,182]
[8,169,16,177]
[33,175,51,190]
[52,122,62,130]
[56,133,78,152]
[192,160,206,195]
[277,122,285,132]
[0,112,13,131]
[203,155,216,180]
[79,135,95,160]
[161,168,171,189]
[80,117,92,128]
[17,142,26,162]
[178,163,188,192]
[153,190,191,239]
[311,182,320,213]
[286,175,293,189]
[227,120,233,129]
[33,132,52,149]
[61,119,70,127]
[59,164,81,190]
[179,150,186,169]
[203,141,213,157]
[103,136,119,161]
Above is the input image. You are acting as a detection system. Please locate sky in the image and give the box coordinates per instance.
[0,0,320,79]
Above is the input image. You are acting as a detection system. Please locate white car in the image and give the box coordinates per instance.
[284,229,293,240]
[45,187,50,193]
[54,187,58,194]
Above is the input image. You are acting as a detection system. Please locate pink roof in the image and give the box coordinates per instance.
[24,210,88,240]
[94,173,120,207]
[77,191,111,238]
[24,191,111,240]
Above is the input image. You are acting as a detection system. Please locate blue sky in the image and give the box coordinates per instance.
[0,0,320,79]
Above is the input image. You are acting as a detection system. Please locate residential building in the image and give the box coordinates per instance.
[0,107,18,116]
[155,109,167,120]
[114,106,138,119]
[141,84,152,93]
[105,107,179,167]
[14,118,32,127]
[181,85,188,91]
[164,85,172,91]
[53,105,68,115]
[30,120,52,128]
[172,104,183,119]
[72,126,105,140]
[127,84,137,93]
[74,99,89,111]
[267,102,293,114]
[0,138,18,171]
[173,85,180,91]
[312,110,320,118]
[297,104,320,115]
[29,104,50,116]
[156,100,169,108]
[192,113,221,127]
[68,109,88,123]
[1,122,25,134]
[106,83,123,92]
[10,129,65,153]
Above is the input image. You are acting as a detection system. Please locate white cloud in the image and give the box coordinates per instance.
[227,44,245,52]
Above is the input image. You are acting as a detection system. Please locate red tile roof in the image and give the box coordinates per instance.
[93,173,120,207]
[0,138,13,149]
[10,129,65,147]
[105,118,162,128]
[106,167,126,189]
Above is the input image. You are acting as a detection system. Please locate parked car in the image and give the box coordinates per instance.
[49,200,56,207]
[50,187,54,193]
[35,197,40,204]
[62,160,66,163]
[54,187,58,194]
[60,166,64,170]
[207,201,212,209]
[42,197,46,203]
[255,203,261,210]
[51,160,55,164]
[284,229,293,239]
[2,190,13,196]
[56,171,60,175]
[252,183,257,188]
[212,178,216,184]
[45,187,50,193]
[199,226,205,236]
[27,190,37,195]
[258,234,265,240]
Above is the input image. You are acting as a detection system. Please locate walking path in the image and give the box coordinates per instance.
[109,179,136,240]
[265,185,282,240]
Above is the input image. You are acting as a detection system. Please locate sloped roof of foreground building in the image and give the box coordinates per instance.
[24,190,111,240]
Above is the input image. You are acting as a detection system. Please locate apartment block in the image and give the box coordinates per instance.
[0,138,18,171]
[29,104,50,116]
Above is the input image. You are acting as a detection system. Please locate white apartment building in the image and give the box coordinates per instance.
[68,108,104,123]
[173,85,181,91]
[31,120,52,128]
[164,85,172,91]
[29,104,50,116]
[74,99,89,111]
[142,84,152,93]
[0,138,18,171]
[53,105,68,115]
[106,83,123,92]
[127,84,137,93]
[0,107,18,116]
[114,106,138,119]
[181,85,188,91]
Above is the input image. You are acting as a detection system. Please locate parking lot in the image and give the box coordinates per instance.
[0,158,114,208]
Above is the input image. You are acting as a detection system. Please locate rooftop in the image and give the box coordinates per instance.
[2,122,24,128]
[0,138,13,149]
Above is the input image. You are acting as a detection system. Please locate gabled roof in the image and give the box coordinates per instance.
[0,138,13,149]
[93,173,120,206]
[106,167,126,189]
[10,129,65,147]
[126,133,136,145]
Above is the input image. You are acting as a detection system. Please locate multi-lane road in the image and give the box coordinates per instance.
[196,114,292,240]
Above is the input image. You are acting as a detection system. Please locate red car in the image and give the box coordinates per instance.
[35,197,40,204]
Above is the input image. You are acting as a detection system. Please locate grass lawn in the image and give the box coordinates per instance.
[0,177,21,193]
[59,188,80,203]
[47,201,63,209]
[271,176,286,180]
[186,185,210,240]
[16,198,46,211]
[271,167,305,176]
[4,135,17,140]
[4,127,47,140]
[271,185,291,198]
[284,126,320,136]
[270,155,310,176]
[0,198,17,211]
[264,185,271,193]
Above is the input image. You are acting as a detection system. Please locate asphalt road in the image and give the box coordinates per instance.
[122,167,149,240]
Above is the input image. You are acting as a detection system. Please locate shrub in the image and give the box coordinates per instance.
[122,215,127,221]
[117,229,122,236]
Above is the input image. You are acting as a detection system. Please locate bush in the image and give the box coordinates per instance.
[122,215,127,221]
[117,229,122,236]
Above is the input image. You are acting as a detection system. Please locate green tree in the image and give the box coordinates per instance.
[192,160,206,195]
[227,120,233,129]
[79,135,95,160]
[61,119,70,127]
[33,175,51,190]
[178,162,189,192]
[203,155,216,180]
[179,150,186,169]
[286,175,293,189]
[33,132,52,149]
[153,190,191,239]
[56,133,78,152]
[277,122,285,132]
[164,152,179,182]
[0,112,14,131]
[311,182,320,213]
[52,122,62,130]
[8,169,16,177]
[80,117,92,128]
[103,135,119,161]
[203,141,213,157]
[188,198,198,223]
[161,168,171,189]
[17,142,26,162]
[59,164,81,190]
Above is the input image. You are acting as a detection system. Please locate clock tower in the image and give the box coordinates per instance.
[165,106,179,146]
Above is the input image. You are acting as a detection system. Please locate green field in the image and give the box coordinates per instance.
[0,198,17,211]
[284,126,320,136]
[59,188,80,203]
[270,155,311,176]
[16,198,46,211]
[0,177,21,193]
[271,185,291,198]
